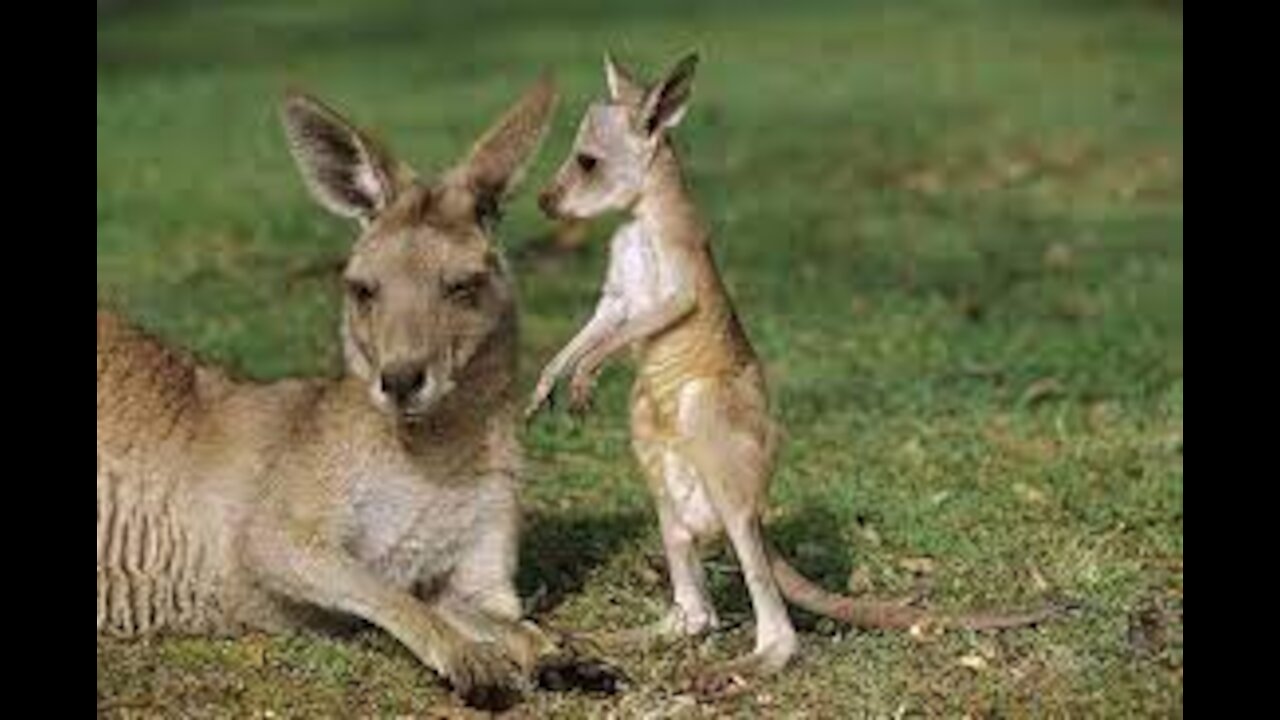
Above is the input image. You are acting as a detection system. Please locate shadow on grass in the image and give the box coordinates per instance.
[515,492,865,631]
[626,500,854,631]
[518,507,652,615]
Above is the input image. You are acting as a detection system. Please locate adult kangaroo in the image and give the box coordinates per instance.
[97,76,611,709]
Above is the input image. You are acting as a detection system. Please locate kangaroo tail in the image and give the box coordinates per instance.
[766,542,1066,631]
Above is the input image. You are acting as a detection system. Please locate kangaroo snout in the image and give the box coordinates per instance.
[537,187,561,218]
[380,363,426,406]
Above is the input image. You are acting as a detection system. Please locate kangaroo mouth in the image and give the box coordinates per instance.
[389,395,438,423]
[387,400,441,427]
[537,188,567,220]
[370,374,455,424]
[396,407,430,423]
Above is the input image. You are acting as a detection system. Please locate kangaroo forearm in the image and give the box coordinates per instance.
[549,302,626,375]
[579,293,695,373]
[248,533,459,671]
[435,598,555,672]
[554,324,609,374]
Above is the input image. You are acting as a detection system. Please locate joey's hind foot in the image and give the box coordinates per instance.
[688,657,767,700]
[594,607,718,649]
[688,642,796,700]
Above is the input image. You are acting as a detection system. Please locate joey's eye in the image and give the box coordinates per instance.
[445,275,487,305]
[576,153,599,173]
[347,280,377,307]
[474,193,501,228]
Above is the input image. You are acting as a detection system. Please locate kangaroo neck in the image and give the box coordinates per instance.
[631,140,705,251]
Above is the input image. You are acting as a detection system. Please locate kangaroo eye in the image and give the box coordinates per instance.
[445,275,487,305]
[576,153,599,173]
[346,280,377,306]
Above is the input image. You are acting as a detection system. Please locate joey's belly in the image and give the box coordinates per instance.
[661,449,722,539]
[638,325,742,422]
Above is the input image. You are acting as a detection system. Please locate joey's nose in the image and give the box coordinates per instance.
[537,188,559,217]
[380,365,425,405]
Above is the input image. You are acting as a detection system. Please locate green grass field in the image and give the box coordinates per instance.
[97,0,1183,716]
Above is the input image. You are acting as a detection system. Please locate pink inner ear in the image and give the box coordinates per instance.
[642,55,697,133]
[643,91,673,134]
[645,111,662,135]
[352,162,392,213]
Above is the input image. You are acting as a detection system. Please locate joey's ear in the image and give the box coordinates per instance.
[603,51,645,106]
[280,92,409,227]
[637,52,698,137]
[452,74,559,224]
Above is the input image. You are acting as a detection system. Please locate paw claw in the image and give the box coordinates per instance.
[536,654,627,696]
[445,642,524,711]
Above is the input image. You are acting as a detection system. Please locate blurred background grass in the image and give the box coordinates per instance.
[98,0,1182,716]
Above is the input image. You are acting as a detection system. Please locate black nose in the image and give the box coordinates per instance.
[538,189,559,217]
[380,365,425,404]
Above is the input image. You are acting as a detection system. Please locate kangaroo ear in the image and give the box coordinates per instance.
[280,92,408,226]
[637,52,698,136]
[454,74,559,222]
[603,51,645,106]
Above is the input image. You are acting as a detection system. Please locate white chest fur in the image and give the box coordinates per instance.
[350,469,512,590]
[604,221,684,316]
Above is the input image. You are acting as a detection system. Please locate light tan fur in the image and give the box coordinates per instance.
[95,77,616,709]
[529,52,1062,692]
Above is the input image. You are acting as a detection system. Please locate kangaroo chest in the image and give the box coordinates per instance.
[350,467,511,590]
[606,221,674,315]
[608,223,740,421]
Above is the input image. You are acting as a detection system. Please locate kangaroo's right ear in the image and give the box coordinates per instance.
[280,92,406,226]
[452,74,559,222]
[604,51,645,106]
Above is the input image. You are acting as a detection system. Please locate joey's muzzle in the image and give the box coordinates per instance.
[537,187,562,218]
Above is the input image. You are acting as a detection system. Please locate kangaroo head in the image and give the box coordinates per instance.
[281,77,557,422]
[538,52,697,220]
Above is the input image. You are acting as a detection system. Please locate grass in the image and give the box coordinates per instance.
[97,0,1182,716]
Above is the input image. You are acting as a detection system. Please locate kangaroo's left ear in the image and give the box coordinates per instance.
[280,91,411,227]
[604,51,646,106]
[637,52,698,137]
